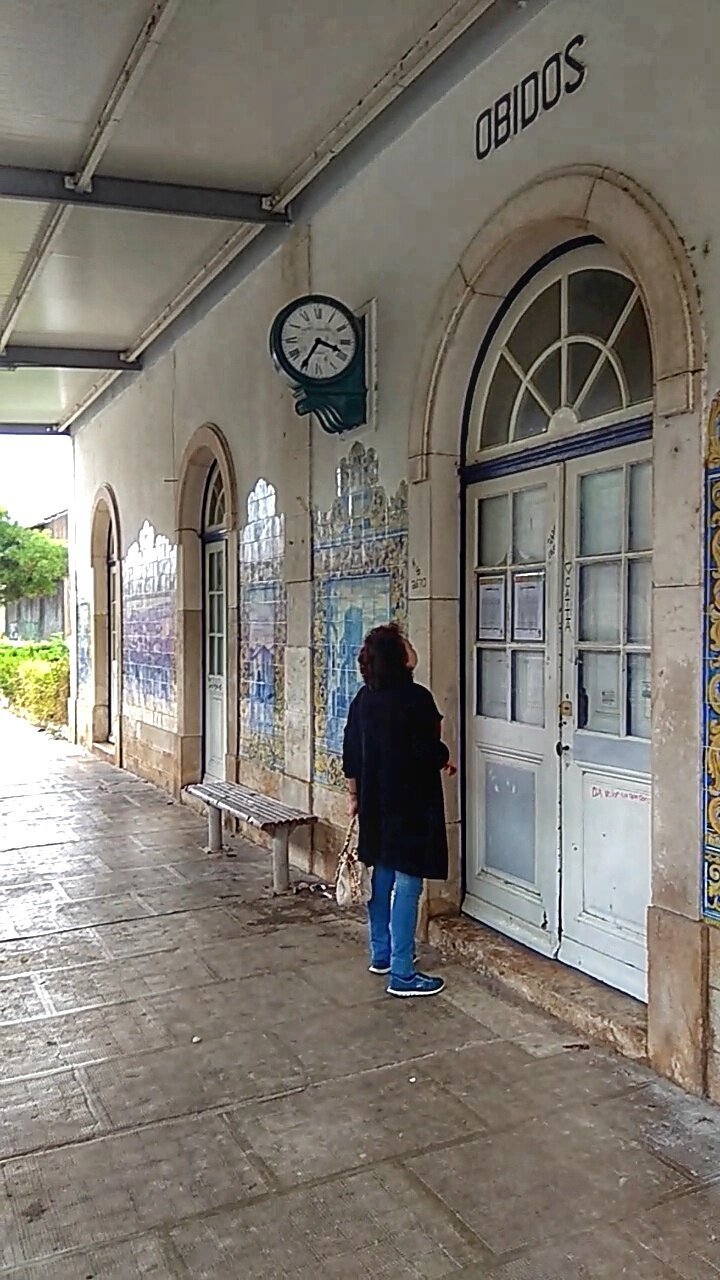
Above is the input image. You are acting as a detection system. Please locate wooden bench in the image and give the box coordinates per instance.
[185,781,316,893]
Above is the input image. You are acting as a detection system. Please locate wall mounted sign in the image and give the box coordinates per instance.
[475,34,587,162]
[268,293,368,434]
[477,576,506,641]
[512,571,545,643]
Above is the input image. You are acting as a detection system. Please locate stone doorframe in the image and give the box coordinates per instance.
[175,423,239,790]
[89,485,122,764]
[407,165,706,1092]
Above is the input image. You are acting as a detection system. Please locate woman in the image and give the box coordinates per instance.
[342,623,455,997]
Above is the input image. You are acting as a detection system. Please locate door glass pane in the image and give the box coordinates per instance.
[512,651,545,727]
[628,560,651,645]
[513,487,547,564]
[628,653,651,739]
[580,563,621,643]
[514,391,548,441]
[568,342,598,405]
[507,281,560,369]
[579,469,623,555]
[577,359,623,421]
[614,299,653,406]
[482,356,520,448]
[629,461,652,551]
[578,651,622,735]
[567,269,634,343]
[532,348,561,414]
[477,649,507,720]
[478,495,509,567]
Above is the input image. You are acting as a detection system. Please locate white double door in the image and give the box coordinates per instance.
[203,541,227,780]
[465,444,652,999]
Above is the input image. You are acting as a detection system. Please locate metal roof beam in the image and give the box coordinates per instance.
[0,423,61,435]
[0,165,290,225]
[0,347,142,371]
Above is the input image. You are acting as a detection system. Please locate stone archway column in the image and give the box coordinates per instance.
[86,487,122,767]
[408,166,707,1094]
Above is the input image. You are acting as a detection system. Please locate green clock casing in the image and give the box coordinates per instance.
[269,294,362,388]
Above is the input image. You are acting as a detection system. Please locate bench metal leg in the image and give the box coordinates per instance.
[207,805,222,853]
[272,828,290,894]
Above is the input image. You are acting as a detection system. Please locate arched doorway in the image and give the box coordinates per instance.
[463,239,654,1000]
[175,424,238,790]
[201,464,228,779]
[90,487,122,760]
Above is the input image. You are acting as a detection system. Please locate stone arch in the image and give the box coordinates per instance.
[89,485,122,761]
[176,422,238,538]
[409,166,702,478]
[175,423,239,788]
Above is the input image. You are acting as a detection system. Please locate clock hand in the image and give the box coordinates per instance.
[300,339,321,371]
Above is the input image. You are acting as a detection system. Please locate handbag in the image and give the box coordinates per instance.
[335,818,372,907]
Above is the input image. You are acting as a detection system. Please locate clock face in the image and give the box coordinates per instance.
[278,298,359,383]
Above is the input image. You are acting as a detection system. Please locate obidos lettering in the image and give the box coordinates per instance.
[475,35,587,162]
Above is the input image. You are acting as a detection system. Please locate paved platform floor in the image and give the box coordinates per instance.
[1,713,720,1277]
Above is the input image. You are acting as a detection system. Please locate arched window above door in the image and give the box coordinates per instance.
[470,246,653,459]
[203,465,227,534]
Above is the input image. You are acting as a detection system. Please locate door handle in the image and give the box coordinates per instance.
[555,741,570,757]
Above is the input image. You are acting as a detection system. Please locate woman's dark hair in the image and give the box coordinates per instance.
[358,622,411,691]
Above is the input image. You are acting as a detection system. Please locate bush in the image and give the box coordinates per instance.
[0,639,69,725]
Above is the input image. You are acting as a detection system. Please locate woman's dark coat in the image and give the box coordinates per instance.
[342,677,450,881]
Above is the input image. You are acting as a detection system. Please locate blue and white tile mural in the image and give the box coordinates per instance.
[122,521,177,729]
[240,480,286,770]
[313,443,408,787]
[76,599,91,692]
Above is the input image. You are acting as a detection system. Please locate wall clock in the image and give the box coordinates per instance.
[269,294,367,434]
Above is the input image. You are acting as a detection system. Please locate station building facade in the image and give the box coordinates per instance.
[70,0,720,1097]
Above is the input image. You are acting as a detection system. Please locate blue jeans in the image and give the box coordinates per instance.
[368,864,422,979]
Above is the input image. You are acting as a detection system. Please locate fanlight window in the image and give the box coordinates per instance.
[479,266,653,450]
[203,466,226,532]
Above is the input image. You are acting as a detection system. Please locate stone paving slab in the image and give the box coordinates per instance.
[408,1109,689,1256]
[3,1234,178,1279]
[169,1165,487,1278]
[0,1114,267,1269]
[0,1069,104,1160]
[35,949,218,1015]
[1,711,720,1277]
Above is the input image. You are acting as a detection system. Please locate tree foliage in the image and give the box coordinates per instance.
[0,510,68,605]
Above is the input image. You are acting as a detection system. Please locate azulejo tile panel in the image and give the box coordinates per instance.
[239,480,286,771]
[76,600,91,693]
[122,522,177,732]
[313,443,408,788]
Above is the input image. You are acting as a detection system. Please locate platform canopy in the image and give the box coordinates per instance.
[0,0,504,434]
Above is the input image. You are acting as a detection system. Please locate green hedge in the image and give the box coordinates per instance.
[0,639,69,726]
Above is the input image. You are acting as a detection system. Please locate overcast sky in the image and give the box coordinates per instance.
[0,436,72,526]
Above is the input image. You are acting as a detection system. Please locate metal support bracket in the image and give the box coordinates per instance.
[0,164,291,224]
[0,346,143,371]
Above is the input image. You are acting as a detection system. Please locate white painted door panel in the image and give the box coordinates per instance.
[204,541,227,781]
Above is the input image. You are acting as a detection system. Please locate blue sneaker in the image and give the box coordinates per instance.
[386,972,445,998]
